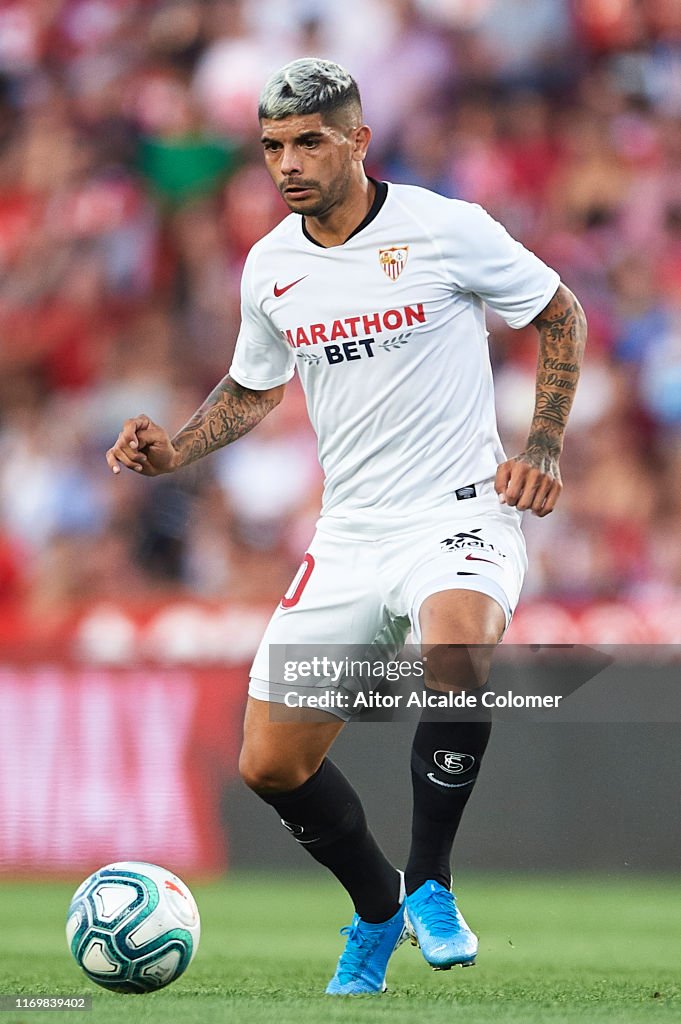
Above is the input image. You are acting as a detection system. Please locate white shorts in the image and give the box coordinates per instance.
[249,479,527,712]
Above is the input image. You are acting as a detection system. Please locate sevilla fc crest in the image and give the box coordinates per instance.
[379,245,409,281]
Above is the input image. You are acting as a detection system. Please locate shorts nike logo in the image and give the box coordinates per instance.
[274,275,308,297]
[465,553,500,566]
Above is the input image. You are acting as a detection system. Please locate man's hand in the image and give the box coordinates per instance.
[495,449,562,517]
[106,416,179,477]
[105,376,285,478]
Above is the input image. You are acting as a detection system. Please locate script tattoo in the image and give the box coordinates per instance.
[543,357,580,374]
[171,375,280,467]
[523,285,587,467]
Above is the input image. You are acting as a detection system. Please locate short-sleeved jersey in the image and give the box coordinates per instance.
[230,182,559,523]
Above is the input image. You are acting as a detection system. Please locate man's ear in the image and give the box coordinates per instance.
[352,124,372,162]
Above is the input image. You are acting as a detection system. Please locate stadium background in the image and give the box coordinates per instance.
[0,0,680,880]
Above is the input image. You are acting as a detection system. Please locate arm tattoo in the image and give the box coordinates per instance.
[171,375,280,468]
[524,284,587,465]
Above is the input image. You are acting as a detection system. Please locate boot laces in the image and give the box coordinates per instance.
[421,886,459,933]
[335,920,384,981]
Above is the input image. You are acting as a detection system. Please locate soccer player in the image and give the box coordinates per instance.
[107,58,586,994]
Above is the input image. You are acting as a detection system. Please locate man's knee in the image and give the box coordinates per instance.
[422,640,497,693]
[238,748,318,795]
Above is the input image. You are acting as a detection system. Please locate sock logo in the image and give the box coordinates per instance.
[280,819,318,844]
[433,750,475,775]
[281,819,304,835]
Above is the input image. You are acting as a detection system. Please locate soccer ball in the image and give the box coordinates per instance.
[66,861,201,993]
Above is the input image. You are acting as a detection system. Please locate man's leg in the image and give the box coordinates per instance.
[239,695,401,923]
[239,696,407,994]
[405,589,505,969]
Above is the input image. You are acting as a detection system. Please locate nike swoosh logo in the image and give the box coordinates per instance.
[274,275,308,297]
[465,553,500,566]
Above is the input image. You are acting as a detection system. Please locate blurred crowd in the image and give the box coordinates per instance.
[1,0,681,622]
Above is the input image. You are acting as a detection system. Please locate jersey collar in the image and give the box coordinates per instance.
[301,179,389,248]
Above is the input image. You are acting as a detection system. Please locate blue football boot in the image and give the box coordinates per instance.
[405,880,477,970]
[325,894,408,994]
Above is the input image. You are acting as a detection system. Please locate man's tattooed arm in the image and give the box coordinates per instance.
[525,283,587,469]
[494,283,585,515]
[171,375,284,468]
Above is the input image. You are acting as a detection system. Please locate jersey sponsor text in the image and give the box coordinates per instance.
[282,302,426,348]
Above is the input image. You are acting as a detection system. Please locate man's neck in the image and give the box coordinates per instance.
[303,175,376,248]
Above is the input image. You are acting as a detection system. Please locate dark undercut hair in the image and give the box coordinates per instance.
[258,57,362,129]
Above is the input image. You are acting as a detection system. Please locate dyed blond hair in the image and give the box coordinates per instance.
[258,57,362,127]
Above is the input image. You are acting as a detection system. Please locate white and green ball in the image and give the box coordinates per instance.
[66,862,200,993]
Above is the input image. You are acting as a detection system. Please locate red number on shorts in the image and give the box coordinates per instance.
[281,553,315,609]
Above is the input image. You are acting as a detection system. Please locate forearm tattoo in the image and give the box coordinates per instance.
[526,286,587,465]
[171,375,279,467]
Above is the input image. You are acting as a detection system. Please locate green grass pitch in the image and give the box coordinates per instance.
[0,873,678,1024]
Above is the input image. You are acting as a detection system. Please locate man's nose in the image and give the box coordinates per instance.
[280,144,302,176]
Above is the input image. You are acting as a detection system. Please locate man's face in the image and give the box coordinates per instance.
[260,112,363,217]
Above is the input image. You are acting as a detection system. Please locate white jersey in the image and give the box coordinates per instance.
[229,182,559,523]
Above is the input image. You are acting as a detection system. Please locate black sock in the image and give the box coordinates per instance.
[257,759,401,923]
[405,697,491,894]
